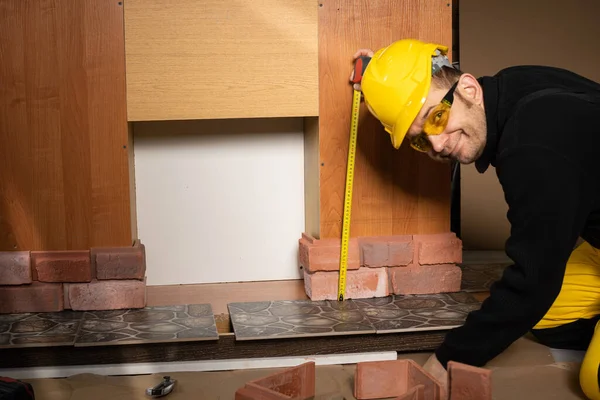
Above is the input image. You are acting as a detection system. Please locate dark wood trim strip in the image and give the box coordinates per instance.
[0,330,447,369]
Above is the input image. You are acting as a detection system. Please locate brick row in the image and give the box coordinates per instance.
[299,232,462,272]
[0,240,147,314]
[0,279,147,314]
[300,232,463,300]
[0,240,146,285]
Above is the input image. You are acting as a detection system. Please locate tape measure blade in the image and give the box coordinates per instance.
[338,89,361,301]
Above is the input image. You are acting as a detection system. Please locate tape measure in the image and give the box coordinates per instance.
[337,88,361,301]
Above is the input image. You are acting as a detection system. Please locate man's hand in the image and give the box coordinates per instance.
[349,48,374,90]
[422,354,449,400]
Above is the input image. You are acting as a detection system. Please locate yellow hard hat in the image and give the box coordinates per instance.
[361,39,451,149]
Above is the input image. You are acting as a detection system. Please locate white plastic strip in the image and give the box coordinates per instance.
[0,351,397,380]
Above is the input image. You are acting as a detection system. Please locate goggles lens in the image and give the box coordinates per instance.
[409,82,457,153]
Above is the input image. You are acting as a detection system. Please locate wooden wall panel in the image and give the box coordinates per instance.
[0,0,133,251]
[314,0,452,239]
[123,0,319,122]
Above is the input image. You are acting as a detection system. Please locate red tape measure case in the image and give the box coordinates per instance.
[0,377,35,399]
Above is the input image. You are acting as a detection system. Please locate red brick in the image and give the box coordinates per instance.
[406,359,443,400]
[389,264,461,295]
[235,385,287,399]
[303,267,388,301]
[63,283,71,309]
[448,361,492,400]
[93,240,146,280]
[0,251,32,285]
[0,282,63,313]
[359,235,413,267]
[240,362,315,400]
[68,278,146,311]
[298,234,360,272]
[354,359,408,399]
[31,250,91,283]
[395,385,424,400]
[354,359,441,400]
[414,233,462,265]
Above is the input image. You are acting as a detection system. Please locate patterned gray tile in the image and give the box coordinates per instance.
[228,299,376,340]
[0,311,84,348]
[353,292,482,334]
[460,263,509,292]
[74,304,218,347]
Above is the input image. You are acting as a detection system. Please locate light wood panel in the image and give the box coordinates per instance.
[147,279,307,316]
[123,0,319,121]
[0,0,133,251]
[313,0,453,239]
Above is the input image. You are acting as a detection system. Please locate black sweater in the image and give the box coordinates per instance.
[435,65,600,368]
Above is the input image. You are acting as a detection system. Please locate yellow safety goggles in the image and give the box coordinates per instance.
[410,82,457,152]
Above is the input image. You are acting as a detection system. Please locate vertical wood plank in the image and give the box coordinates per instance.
[84,0,132,247]
[317,0,452,239]
[0,0,34,250]
[0,0,132,251]
[57,0,92,249]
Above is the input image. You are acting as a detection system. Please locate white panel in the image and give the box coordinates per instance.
[0,351,398,379]
[133,118,305,285]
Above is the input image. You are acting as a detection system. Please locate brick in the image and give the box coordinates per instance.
[0,251,32,285]
[298,234,360,272]
[359,235,413,267]
[406,359,443,400]
[93,240,146,280]
[448,361,492,400]
[354,359,408,399]
[63,283,71,309]
[68,278,146,311]
[395,385,424,400]
[303,267,388,301]
[0,282,63,313]
[235,386,287,399]
[414,233,462,265]
[237,362,315,400]
[389,264,461,295]
[31,250,91,283]
[354,359,441,400]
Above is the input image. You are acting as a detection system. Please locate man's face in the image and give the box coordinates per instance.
[405,74,487,164]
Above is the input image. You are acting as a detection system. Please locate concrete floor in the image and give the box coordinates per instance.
[23,334,589,399]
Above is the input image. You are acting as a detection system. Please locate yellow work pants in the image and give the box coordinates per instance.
[533,241,600,400]
[534,241,600,330]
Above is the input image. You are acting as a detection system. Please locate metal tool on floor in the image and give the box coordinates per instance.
[146,376,176,397]
[337,55,371,302]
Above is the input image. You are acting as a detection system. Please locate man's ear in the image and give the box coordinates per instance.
[457,73,483,105]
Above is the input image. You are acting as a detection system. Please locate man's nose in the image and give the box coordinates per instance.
[428,134,447,153]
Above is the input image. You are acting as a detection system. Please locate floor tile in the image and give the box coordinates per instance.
[0,311,84,348]
[228,299,376,340]
[353,292,482,334]
[460,263,509,292]
[74,304,219,347]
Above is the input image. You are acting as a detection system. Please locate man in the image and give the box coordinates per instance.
[350,39,600,399]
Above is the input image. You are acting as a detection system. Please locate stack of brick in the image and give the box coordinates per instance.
[299,232,462,301]
[0,240,147,314]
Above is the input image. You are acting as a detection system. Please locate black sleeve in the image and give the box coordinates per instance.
[435,145,591,367]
